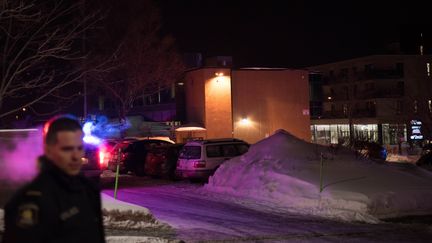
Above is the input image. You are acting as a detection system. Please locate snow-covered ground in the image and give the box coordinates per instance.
[1,194,178,243]
[386,153,420,164]
[203,129,432,223]
[102,193,167,230]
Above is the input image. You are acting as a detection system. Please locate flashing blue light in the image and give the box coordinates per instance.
[82,121,103,146]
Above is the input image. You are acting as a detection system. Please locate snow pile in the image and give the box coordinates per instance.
[106,236,180,243]
[386,153,420,164]
[102,193,169,230]
[203,129,432,223]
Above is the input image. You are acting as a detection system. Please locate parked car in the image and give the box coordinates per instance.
[107,139,173,176]
[144,143,184,179]
[416,143,432,170]
[175,138,249,181]
[354,141,387,161]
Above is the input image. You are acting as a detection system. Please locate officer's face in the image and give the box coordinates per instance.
[44,130,84,176]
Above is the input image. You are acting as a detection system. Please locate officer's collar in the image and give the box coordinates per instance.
[38,156,84,191]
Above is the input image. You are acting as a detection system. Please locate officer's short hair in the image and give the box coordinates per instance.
[44,115,82,145]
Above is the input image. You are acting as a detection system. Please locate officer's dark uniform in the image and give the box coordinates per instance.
[3,156,105,243]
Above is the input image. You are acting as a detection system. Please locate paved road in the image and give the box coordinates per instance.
[103,178,432,242]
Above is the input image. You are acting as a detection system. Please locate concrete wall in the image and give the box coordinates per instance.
[185,68,311,144]
[232,69,311,143]
[185,70,206,127]
[204,71,233,139]
[185,68,232,139]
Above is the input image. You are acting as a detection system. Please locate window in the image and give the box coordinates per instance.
[396,63,404,76]
[397,81,404,95]
[365,82,375,91]
[427,63,431,77]
[179,146,201,159]
[206,145,222,158]
[222,145,237,157]
[343,104,348,116]
[343,86,349,99]
[396,100,403,114]
[414,100,418,113]
[366,101,376,112]
[340,68,349,81]
[428,100,432,113]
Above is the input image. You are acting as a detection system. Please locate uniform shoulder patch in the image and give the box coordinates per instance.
[17,203,39,228]
[25,190,42,197]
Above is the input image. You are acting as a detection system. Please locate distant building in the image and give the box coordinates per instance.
[308,54,432,146]
[177,66,310,144]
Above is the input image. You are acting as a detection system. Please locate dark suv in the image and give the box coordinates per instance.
[108,139,173,176]
[144,143,184,179]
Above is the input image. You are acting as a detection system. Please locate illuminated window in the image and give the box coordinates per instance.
[427,63,431,76]
[420,45,424,55]
[429,100,432,113]
[343,104,348,116]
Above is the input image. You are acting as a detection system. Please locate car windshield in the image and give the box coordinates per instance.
[179,146,201,159]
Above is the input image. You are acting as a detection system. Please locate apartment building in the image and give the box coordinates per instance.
[308,55,432,146]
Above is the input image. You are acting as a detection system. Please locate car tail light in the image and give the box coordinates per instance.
[193,160,206,168]
[99,150,105,167]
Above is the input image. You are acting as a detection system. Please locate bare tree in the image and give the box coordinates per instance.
[93,0,185,120]
[0,0,108,120]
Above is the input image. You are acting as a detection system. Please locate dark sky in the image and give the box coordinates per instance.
[157,0,427,68]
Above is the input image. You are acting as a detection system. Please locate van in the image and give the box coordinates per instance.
[175,138,249,180]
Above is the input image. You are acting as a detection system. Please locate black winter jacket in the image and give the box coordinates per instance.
[3,156,105,243]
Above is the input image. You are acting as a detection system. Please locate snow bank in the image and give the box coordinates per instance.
[386,153,420,164]
[102,193,169,230]
[203,129,432,223]
[106,236,180,243]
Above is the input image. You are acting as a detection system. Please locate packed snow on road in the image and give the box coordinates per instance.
[203,129,432,223]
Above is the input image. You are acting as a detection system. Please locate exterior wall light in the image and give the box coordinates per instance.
[240,118,250,126]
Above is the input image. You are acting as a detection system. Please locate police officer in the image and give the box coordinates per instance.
[3,115,105,243]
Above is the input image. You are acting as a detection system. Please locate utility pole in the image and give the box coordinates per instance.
[81,0,87,120]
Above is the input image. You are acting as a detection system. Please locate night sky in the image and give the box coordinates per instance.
[157,0,427,68]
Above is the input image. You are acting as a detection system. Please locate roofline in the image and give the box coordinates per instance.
[184,66,308,73]
[307,54,432,69]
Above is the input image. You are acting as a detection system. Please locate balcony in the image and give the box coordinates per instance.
[322,109,376,119]
[323,69,404,84]
[356,89,404,99]
[356,69,404,80]
[323,88,404,101]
